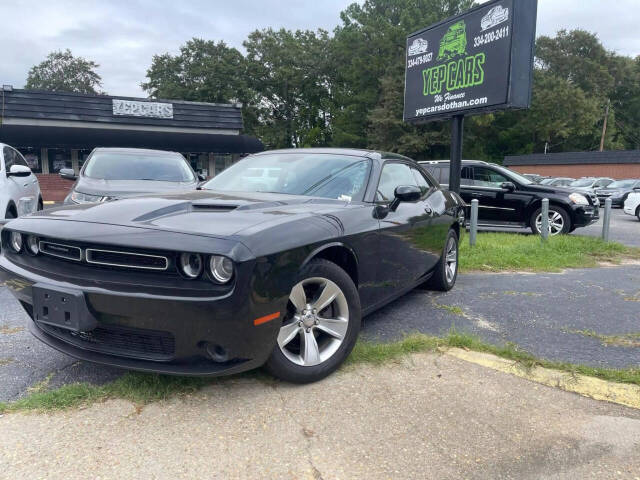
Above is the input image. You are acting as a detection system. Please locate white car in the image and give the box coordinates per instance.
[623,192,640,221]
[1,143,42,219]
[481,5,509,31]
[408,38,429,56]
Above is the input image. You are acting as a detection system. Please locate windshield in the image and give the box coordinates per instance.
[607,180,638,189]
[202,153,371,201]
[492,165,533,185]
[570,178,595,187]
[84,151,195,182]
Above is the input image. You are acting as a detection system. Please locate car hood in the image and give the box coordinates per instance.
[26,190,354,238]
[74,176,198,198]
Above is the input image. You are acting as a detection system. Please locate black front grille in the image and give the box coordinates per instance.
[86,249,168,271]
[38,322,176,361]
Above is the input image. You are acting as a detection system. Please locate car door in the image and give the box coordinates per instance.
[462,166,522,223]
[4,146,38,215]
[375,161,436,297]
[13,148,39,213]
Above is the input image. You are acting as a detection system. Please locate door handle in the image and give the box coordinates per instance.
[424,206,433,215]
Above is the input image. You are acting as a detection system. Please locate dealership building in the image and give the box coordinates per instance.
[0,86,263,200]
[504,151,640,180]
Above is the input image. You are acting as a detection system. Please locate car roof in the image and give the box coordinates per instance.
[91,147,182,156]
[252,148,417,162]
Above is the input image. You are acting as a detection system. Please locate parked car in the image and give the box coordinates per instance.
[539,177,575,187]
[623,191,640,221]
[595,179,640,207]
[0,148,464,383]
[1,143,42,219]
[420,160,600,235]
[61,148,202,205]
[569,177,614,192]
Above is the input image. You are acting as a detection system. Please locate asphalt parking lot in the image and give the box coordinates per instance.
[2,261,639,403]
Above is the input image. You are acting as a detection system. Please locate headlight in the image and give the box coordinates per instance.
[208,255,234,283]
[569,193,589,206]
[70,191,104,204]
[26,235,39,255]
[10,231,23,253]
[179,253,203,279]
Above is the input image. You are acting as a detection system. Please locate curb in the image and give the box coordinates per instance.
[446,347,640,410]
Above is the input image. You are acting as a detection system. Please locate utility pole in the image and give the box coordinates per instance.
[599,99,610,152]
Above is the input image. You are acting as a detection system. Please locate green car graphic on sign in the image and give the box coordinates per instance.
[437,21,467,61]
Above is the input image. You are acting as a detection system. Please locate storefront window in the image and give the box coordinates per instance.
[48,149,72,173]
[78,150,92,171]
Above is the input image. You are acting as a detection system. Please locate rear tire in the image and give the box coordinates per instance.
[37,198,43,211]
[636,205,640,222]
[426,229,458,291]
[264,259,361,383]
[5,206,16,219]
[530,205,570,235]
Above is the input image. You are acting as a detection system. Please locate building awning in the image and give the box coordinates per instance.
[0,124,263,153]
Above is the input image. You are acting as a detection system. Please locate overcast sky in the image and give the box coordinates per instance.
[1,0,638,97]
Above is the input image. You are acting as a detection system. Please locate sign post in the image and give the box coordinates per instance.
[403,0,537,192]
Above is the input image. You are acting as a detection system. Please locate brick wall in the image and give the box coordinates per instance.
[509,163,640,179]
[36,174,74,202]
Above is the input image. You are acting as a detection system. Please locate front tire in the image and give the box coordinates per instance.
[264,259,361,383]
[636,205,640,222]
[530,205,570,235]
[426,229,459,291]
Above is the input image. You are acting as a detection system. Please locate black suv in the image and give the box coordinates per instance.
[420,160,600,235]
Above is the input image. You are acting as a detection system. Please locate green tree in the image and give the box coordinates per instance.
[243,28,333,148]
[142,38,246,103]
[25,49,103,94]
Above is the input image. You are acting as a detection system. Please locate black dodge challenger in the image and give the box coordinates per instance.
[0,148,464,383]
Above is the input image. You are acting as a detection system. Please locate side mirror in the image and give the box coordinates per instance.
[501,181,515,191]
[390,185,421,211]
[198,174,207,182]
[7,165,31,177]
[59,168,77,180]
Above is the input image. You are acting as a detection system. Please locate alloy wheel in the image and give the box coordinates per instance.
[445,236,457,284]
[277,277,349,367]
[535,210,564,235]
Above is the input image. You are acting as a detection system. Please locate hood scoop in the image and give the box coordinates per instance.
[191,204,238,212]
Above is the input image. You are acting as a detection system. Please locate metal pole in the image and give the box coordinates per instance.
[540,198,549,242]
[602,197,612,242]
[470,199,478,247]
[449,115,464,194]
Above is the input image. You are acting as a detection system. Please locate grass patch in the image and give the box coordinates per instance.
[456,232,640,272]
[432,302,465,316]
[566,329,640,348]
[0,324,24,335]
[2,331,640,415]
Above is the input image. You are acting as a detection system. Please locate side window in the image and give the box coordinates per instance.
[461,166,473,186]
[472,167,508,188]
[411,167,432,196]
[12,149,29,168]
[3,147,15,172]
[376,163,417,202]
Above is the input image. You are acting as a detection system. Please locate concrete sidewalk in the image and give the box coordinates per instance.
[1,352,640,480]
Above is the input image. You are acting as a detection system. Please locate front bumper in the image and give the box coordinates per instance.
[571,204,599,228]
[0,256,285,376]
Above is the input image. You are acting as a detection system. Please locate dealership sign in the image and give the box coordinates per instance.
[404,0,537,123]
[112,99,174,119]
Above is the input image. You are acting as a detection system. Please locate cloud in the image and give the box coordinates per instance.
[1,0,638,98]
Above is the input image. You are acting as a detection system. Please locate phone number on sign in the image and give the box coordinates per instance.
[473,26,509,48]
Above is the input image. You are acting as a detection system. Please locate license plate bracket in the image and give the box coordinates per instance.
[33,283,98,332]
